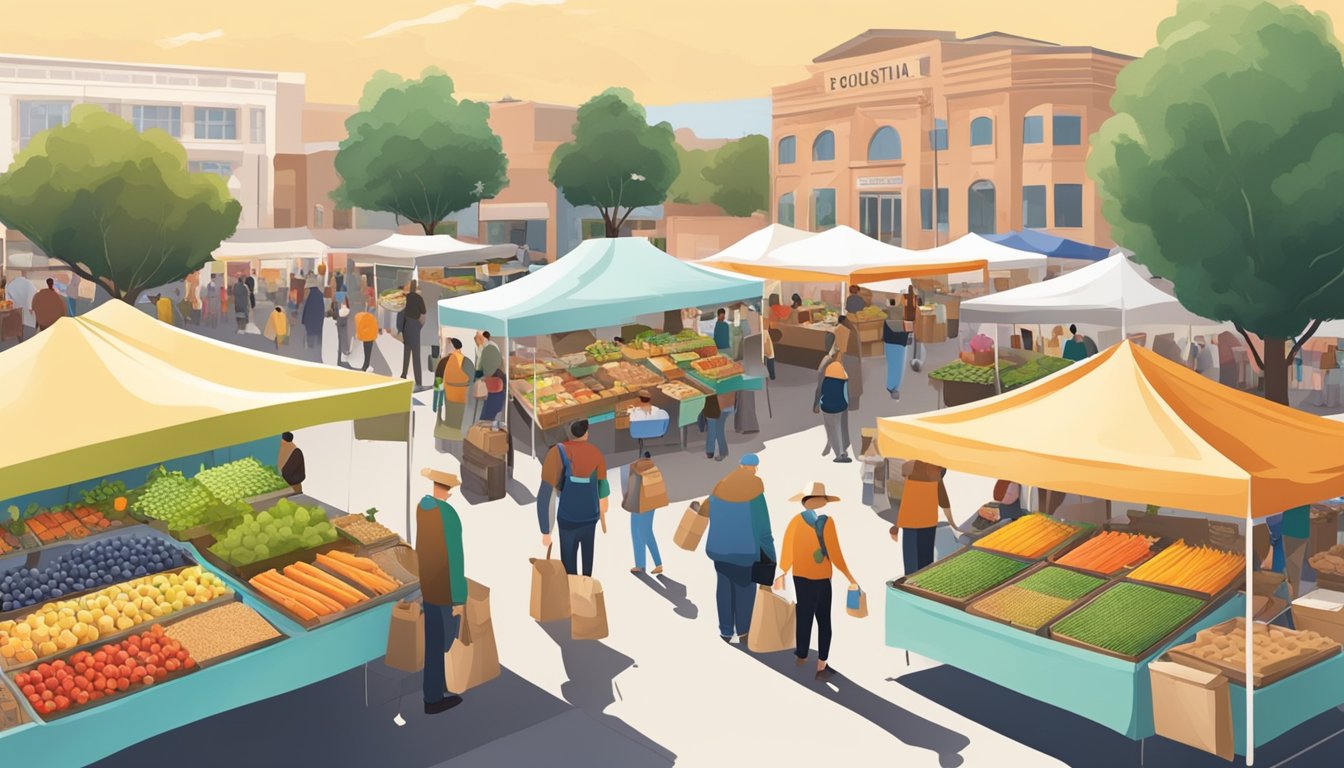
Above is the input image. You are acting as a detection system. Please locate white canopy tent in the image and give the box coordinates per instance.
[862,233,1048,294]
[697,223,814,269]
[345,233,517,269]
[212,228,330,262]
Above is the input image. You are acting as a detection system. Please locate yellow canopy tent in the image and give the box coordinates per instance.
[0,300,411,503]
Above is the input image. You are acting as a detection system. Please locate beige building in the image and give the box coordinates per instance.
[772,30,1131,249]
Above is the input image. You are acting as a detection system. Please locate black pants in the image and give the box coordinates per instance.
[559,522,597,576]
[765,356,776,380]
[794,576,832,661]
[902,526,937,575]
[402,336,422,384]
[360,340,375,371]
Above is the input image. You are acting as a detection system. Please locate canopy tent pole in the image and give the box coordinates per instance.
[504,321,510,434]
[531,342,537,459]
[1245,493,1255,766]
[405,408,414,544]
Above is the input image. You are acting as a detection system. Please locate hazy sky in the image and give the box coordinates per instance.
[7,0,1344,105]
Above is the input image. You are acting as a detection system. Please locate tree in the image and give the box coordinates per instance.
[1088,0,1344,404]
[0,105,240,305]
[334,69,508,235]
[550,88,679,238]
[703,135,768,216]
[668,143,715,205]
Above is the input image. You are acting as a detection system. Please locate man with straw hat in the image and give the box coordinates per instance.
[775,481,857,680]
[417,468,467,715]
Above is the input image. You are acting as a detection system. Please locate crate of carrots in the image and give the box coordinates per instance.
[1126,540,1243,596]
[972,514,1091,560]
[1051,530,1163,576]
[246,551,409,628]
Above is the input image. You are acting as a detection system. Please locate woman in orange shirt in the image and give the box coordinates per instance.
[892,461,958,574]
[775,482,856,681]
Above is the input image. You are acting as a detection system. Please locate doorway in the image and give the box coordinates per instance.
[859,193,903,246]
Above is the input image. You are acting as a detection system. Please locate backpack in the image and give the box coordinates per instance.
[811,514,830,564]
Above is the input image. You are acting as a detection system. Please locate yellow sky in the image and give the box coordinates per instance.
[6,0,1344,106]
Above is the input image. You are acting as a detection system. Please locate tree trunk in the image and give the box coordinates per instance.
[1262,336,1290,405]
[420,220,437,236]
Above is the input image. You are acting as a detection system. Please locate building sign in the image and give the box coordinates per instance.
[826,58,927,92]
[857,176,902,189]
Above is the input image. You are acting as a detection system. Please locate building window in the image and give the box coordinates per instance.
[859,193,902,245]
[777,193,795,227]
[131,105,181,137]
[1054,183,1083,228]
[18,101,71,149]
[487,220,547,253]
[930,118,948,152]
[1053,115,1082,146]
[1022,185,1047,229]
[919,188,949,232]
[812,131,835,162]
[1023,115,1044,145]
[313,204,325,228]
[810,188,836,231]
[250,108,266,144]
[970,117,994,147]
[866,127,902,161]
[777,136,796,165]
[195,107,237,140]
[189,161,234,178]
[968,181,997,235]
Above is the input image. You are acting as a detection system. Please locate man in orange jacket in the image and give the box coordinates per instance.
[775,482,856,680]
[355,310,379,371]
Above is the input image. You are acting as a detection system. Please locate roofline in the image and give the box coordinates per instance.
[0,52,295,81]
[813,29,957,63]
[960,31,1059,46]
[810,30,1135,64]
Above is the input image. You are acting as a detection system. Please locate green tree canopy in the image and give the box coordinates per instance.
[703,134,768,216]
[668,143,715,205]
[549,88,679,237]
[335,69,508,235]
[0,105,240,304]
[1088,0,1344,403]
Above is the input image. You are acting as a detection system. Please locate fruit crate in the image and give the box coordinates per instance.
[964,562,1115,637]
[891,547,1036,609]
[0,558,199,626]
[972,520,1096,563]
[0,673,29,732]
[254,547,420,631]
[331,515,401,551]
[1046,533,1174,577]
[1164,617,1342,688]
[193,535,355,583]
[1044,582,1227,663]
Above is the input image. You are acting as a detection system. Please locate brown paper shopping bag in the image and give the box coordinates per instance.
[747,586,796,654]
[673,500,708,551]
[846,587,869,619]
[385,600,425,672]
[569,575,610,640]
[445,615,501,694]
[530,545,571,622]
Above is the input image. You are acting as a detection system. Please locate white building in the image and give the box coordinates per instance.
[0,54,306,230]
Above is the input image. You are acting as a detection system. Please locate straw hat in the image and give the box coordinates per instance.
[789,482,840,503]
[421,468,461,488]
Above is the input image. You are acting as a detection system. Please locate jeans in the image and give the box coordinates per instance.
[794,576,833,661]
[884,342,907,393]
[630,511,662,570]
[714,561,755,638]
[422,601,461,704]
[902,526,937,575]
[361,340,375,371]
[705,409,733,457]
[822,410,851,458]
[559,522,597,576]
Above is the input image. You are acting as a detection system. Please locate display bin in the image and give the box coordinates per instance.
[891,547,1035,609]
[193,536,355,583]
[1165,617,1342,687]
[1046,533,1175,577]
[251,549,421,631]
[0,558,199,627]
[1045,581,1230,663]
[973,519,1096,563]
[964,561,1115,637]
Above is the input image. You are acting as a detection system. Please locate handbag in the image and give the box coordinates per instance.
[473,378,489,398]
[485,374,504,394]
[750,548,776,586]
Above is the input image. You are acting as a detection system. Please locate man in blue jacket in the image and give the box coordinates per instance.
[537,420,610,576]
[704,454,775,643]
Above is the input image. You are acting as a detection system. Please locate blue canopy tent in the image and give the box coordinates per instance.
[988,229,1110,261]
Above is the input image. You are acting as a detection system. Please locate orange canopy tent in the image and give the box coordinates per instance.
[877,340,1344,519]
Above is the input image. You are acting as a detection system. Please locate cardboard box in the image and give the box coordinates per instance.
[1149,661,1233,761]
[1310,504,1340,559]
[466,422,509,458]
[1292,589,1344,644]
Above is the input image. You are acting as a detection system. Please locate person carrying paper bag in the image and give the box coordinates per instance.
[775,482,857,681]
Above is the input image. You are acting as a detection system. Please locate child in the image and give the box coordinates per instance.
[622,452,667,574]
[264,306,289,351]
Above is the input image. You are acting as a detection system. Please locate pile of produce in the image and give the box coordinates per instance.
[1309,544,1344,578]
[164,603,281,664]
[658,381,705,401]
[585,340,623,363]
[248,552,400,623]
[669,352,702,364]
[905,550,1030,600]
[13,625,196,716]
[646,356,679,374]
[424,275,481,293]
[599,361,663,390]
[971,567,1105,629]
[377,288,406,312]
[80,480,128,509]
[207,499,339,567]
[634,330,715,355]
[974,515,1081,559]
[332,514,398,547]
[0,530,24,557]
[194,458,289,505]
[691,355,744,380]
[0,300,12,311]
[1,535,191,612]
[25,509,101,544]
[929,361,996,386]
[1056,531,1154,575]
[1051,582,1204,657]
[1128,541,1241,595]
[0,566,230,664]
[1172,620,1340,678]
[850,305,888,321]
[133,469,221,530]
[1001,356,1073,391]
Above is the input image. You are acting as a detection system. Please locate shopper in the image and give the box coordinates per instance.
[704,453,774,643]
[232,277,251,333]
[768,293,791,323]
[245,270,257,312]
[155,291,182,327]
[355,308,379,372]
[536,420,610,577]
[1262,505,1312,598]
[204,275,220,327]
[815,354,853,463]
[629,390,669,424]
[399,280,428,387]
[992,479,1025,521]
[66,274,81,317]
[883,299,911,400]
[434,338,474,443]
[845,285,866,315]
[1063,325,1088,362]
[332,298,352,367]
[622,451,665,575]
[714,308,731,351]
[893,461,958,574]
[300,282,325,358]
[478,369,507,423]
[5,275,35,333]
[763,313,778,381]
[277,432,306,493]
[263,306,289,351]
[416,468,467,715]
[776,482,856,680]
[702,391,736,461]
[32,278,67,332]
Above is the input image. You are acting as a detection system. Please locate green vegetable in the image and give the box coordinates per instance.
[1051,583,1203,657]
[209,498,338,566]
[907,550,1029,599]
[929,361,996,386]
[1015,567,1103,601]
[1001,356,1074,390]
[194,458,288,504]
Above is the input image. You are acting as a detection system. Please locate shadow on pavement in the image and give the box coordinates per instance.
[634,572,698,620]
[897,665,1344,768]
[741,647,969,767]
[540,622,677,767]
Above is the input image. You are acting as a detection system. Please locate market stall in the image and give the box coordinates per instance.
[211,228,330,307]
[987,229,1111,262]
[0,302,418,764]
[438,237,765,459]
[345,233,517,327]
[878,341,1344,762]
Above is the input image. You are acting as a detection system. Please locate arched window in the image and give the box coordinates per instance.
[867,127,902,161]
[812,130,835,162]
[968,180,997,235]
[970,117,994,147]
[777,136,796,165]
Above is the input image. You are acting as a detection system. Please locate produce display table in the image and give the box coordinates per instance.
[772,323,842,369]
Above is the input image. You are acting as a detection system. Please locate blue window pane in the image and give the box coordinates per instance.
[811,189,836,230]
[18,101,71,148]
[777,193,795,226]
[867,126,901,161]
[930,118,948,152]
[970,117,993,147]
[1023,115,1044,145]
[195,107,237,141]
[1053,115,1082,146]
[1022,185,1047,229]
[812,131,835,162]
[920,188,948,231]
[778,136,796,165]
[132,105,181,137]
[1054,183,1083,228]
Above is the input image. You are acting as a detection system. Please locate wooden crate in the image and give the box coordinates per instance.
[1046,583,1225,663]
[891,547,1035,609]
[462,441,507,501]
[965,562,1114,637]
[1166,618,1341,687]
